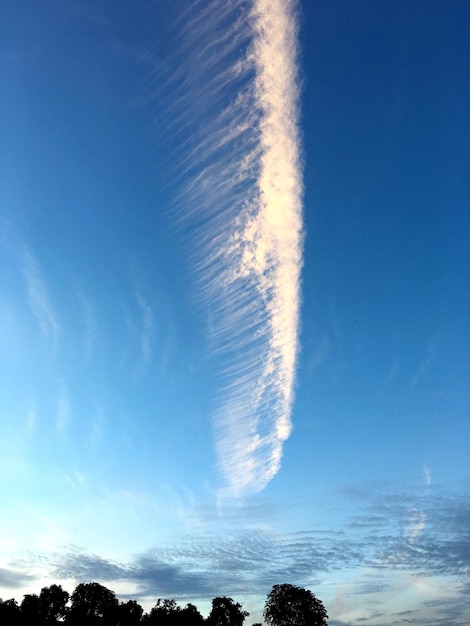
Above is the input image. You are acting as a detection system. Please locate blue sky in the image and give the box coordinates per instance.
[1,0,469,624]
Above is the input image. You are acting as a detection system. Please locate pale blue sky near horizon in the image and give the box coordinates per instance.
[1,1,469,624]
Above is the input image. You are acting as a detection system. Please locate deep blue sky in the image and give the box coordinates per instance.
[1,1,469,624]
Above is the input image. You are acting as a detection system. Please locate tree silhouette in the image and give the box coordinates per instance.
[143,598,182,626]
[20,593,42,624]
[141,598,205,626]
[116,600,144,626]
[0,597,21,625]
[264,584,328,626]
[207,597,249,626]
[67,582,118,625]
[40,584,70,624]
[1,579,329,626]
[179,603,204,626]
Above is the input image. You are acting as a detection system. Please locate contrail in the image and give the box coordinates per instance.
[167,0,303,497]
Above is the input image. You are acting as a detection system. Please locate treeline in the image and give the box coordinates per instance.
[0,582,328,626]
[1,583,241,626]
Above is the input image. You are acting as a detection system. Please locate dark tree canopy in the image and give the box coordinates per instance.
[1,580,328,626]
[20,594,42,623]
[68,582,119,625]
[117,600,144,626]
[0,598,21,625]
[179,603,205,626]
[143,598,181,626]
[40,584,70,623]
[141,598,205,626]
[207,597,249,626]
[264,584,328,626]
[18,585,69,626]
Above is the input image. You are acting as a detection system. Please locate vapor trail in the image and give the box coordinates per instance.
[167,0,303,497]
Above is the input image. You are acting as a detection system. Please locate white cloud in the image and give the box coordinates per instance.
[170,0,303,497]
[216,0,302,497]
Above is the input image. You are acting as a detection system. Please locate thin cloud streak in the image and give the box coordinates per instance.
[423,465,431,486]
[57,383,71,433]
[135,290,155,367]
[25,406,37,435]
[88,404,106,452]
[22,246,61,355]
[172,0,303,497]
[76,287,97,360]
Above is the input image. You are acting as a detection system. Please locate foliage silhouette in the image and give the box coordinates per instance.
[20,594,42,624]
[0,598,21,625]
[40,584,70,624]
[179,602,205,626]
[207,597,249,626]
[116,600,144,626]
[67,582,119,625]
[1,580,328,626]
[143,598,181,626]
[264,584,328,626]
[141,598,205,626]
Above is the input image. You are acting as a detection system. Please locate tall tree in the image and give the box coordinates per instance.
[207,597,249,626]
[21,593,42,624]
[264,584,328,626]
[0,598,21,625]
[179,603,204,626]
[116,600,144,626]
[39,584,70,624]
[143,598,181,626]
[67,582,118,625]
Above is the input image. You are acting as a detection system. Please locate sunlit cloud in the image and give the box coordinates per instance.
[21,246,61,355]
[172,0,303,498]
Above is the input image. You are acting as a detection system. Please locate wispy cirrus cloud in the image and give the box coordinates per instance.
[88,404,106,451]
[135,290,155,368]
[423,465,431,486]
[22,246,61,355]
[167,0,303,498]
[57,382,71,432]
[25,405,37,435]
[405,509,426,545]
[76,286,97,360]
